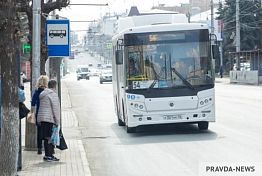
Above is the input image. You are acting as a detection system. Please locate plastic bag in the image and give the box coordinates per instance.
[51,126,60,146]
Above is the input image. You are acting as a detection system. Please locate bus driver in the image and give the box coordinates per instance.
[128,58,139,77]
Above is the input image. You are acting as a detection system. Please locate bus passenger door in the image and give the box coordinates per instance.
[115,47,125,123]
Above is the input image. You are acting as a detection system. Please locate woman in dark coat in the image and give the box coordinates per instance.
[31,75,49,154]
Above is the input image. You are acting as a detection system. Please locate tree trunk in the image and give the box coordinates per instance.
[0,1,19,175]
[41,15,47,75]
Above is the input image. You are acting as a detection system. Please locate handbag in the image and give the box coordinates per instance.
[19,102,30,119]
[56,131,68,150]
[27,111,36,124]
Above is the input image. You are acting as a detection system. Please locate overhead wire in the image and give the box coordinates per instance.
[220,2,260,25]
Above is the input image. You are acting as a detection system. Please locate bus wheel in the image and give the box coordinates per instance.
[126,126,136,133]
[198,122,209,130]
[118,118,125,126]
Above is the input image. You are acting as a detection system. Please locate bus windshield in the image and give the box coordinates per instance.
[125,30,214,90]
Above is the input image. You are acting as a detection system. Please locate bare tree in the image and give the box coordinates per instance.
[18,0,69,149]
[0,0,70,174]
[0,0,20,175]
[20,0,70,74]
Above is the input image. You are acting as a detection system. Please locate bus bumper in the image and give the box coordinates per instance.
[127,105,215,128]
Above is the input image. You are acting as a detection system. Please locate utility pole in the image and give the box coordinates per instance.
[236,0,241,70]
[25,0,41,150]
[210,0,215,38]
[32,0,41,91]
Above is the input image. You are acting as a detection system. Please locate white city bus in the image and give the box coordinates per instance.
[112,21,216,133]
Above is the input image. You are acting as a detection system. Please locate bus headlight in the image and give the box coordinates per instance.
[131,102,146,111]
[199,97,213,107]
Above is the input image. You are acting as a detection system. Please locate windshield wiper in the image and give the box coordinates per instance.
[171,67,195,91]
[148,79,157,89]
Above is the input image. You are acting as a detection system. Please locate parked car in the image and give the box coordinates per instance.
[97,63,102,69]
[89,68,100,76]
[103,64,112,69]
[76,66,90,80]
[99,70,112,84]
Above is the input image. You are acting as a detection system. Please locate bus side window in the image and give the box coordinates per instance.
[116,50,123,65]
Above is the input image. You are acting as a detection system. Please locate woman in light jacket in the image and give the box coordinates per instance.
[37,80,60,162]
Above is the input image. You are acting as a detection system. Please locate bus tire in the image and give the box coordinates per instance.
[118,118,125,126]
[126,126,136,133]
[198,122,209,130]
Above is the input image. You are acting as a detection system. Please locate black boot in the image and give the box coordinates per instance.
[37,148,42,155]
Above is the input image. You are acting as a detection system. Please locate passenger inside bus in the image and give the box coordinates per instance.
[144,56,157,80]
[128,58,139,77]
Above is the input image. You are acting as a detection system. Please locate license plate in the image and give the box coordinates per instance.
[163,115,182,120]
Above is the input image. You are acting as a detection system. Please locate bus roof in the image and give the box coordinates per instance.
[116,13,188,33]
[112,23,209,41]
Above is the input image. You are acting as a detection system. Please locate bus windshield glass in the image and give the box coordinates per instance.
[125,29,214,90]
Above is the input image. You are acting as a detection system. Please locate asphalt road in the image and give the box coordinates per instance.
[64,51,262,176]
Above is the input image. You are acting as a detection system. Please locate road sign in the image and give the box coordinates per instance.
[46,19,70,57]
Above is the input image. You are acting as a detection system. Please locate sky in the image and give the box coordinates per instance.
[57,0,189,34]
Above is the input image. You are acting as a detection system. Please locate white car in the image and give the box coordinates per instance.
[99,70,112,84]
[76,66,90,80]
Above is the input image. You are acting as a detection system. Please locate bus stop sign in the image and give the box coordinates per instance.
[46,19,70,57]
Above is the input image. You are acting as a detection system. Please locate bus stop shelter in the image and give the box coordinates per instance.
[229,49,262,85]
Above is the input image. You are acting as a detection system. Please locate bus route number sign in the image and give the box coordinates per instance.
[133,81,141,89]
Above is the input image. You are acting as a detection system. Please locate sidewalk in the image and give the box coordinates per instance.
[18,80,91,176]
[215,76,230,84]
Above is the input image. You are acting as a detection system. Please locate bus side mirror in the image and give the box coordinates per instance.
[212,45,219,60]
[116,50,123,65]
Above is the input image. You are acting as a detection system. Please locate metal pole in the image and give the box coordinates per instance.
[220,42,223,76]
[32,0,41,88]
[236,0,241,70]
[17,48,22,171]
[210,0,215,37]
[25,0,41,150]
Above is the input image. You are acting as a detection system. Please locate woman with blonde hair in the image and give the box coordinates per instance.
[31,75,49,154]
[38,79,60,161]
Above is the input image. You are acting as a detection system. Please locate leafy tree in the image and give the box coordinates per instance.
[0,0,20,175]
[216,0,261,71]
[254,0,262,49]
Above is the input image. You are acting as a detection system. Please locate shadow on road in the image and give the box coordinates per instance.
[112,123,218,145]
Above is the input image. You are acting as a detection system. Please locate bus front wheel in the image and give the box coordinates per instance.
[126,126,136,133]
[198,122,209,130]
[118,118,125,126]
